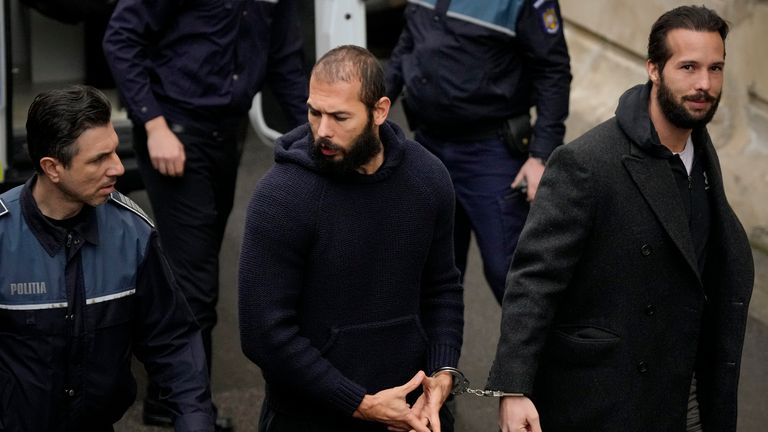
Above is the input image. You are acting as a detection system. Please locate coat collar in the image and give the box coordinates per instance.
[618,87,719,284]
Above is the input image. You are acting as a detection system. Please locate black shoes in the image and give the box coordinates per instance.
[142,398,234,431]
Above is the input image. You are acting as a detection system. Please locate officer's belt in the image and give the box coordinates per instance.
[420,119,504,141]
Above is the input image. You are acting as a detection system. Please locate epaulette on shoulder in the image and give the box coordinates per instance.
[108,191,155,228]
[0,198,8,217]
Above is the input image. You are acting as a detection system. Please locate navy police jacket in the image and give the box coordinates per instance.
[386,0,571,159]
[103,0,308,131]
[0,179,212,431]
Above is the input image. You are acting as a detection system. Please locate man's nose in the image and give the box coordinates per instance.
[109,153,125,177]
[695,70,712,92]
[317,115,333,138]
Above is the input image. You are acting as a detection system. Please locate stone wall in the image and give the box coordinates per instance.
[559,0,768,249]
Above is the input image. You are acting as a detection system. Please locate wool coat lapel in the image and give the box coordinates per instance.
[622,146,701,284]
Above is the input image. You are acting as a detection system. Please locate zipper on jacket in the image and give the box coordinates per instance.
[63,230,77,406]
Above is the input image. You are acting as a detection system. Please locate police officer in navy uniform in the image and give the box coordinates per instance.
[103,1,308,429]
[386,0,571,303]
[0,85,214,431]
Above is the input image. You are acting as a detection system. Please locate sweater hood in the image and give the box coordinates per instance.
[274,120,407,183]
[615,82,674,159]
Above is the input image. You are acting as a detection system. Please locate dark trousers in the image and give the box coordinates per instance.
[133,119,242,382]
[258,399,455,432]
[415,130,529,303]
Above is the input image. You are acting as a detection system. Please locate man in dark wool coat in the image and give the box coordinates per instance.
[486,5,754,432]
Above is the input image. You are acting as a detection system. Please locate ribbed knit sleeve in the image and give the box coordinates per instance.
[412,146,465,374]
[426,344,462,375]
[241,125,465,420]
[237,165,367,416]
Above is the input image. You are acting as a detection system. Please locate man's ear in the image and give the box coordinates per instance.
[39,157,63,183]
[372,96,391,126]
[646,60,660,85]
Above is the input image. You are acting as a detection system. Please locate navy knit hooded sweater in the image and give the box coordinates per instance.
[238,120,464,424]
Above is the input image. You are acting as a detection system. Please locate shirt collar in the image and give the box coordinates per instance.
[673,136,695,175]
[20,176,100,257]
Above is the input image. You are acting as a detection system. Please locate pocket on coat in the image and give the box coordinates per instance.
[536,326,626,428]
[320,315,428,393]
[546,325,621,366]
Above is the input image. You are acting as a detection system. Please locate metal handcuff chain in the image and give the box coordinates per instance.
[431,367,524,398]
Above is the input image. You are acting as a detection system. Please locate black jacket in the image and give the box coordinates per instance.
[487,83,754,431]
[0,179,212,431]
[386,0,571,159]
[103,0,307,131]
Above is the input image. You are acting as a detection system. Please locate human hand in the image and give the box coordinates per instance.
[499,395,541,432]
[410,371,453,432]
[145,116,186,177]
[511,157,545,201]
[353,371,430,432]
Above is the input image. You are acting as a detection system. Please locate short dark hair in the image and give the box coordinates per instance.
[648,5,729,73]
[311,45,385,110]
[26,85,112,173]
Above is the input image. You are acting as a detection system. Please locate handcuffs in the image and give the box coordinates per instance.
[431,367,524,398]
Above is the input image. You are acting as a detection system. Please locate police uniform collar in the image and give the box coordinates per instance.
[21,176,99,257]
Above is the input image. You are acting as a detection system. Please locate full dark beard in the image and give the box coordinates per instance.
[310,117,382,177]
[658,74,720,129]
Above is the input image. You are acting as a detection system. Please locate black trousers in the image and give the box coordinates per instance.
[133,119,243,379]
[258,399,455,432]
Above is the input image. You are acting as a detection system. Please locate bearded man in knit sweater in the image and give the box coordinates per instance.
[238,45,464,432]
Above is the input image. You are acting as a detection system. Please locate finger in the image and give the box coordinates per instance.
[157,160,170,177]
[150,156,162,173]
[410,397,426,417]
[408,415,429,432]
[529,416,542,432]
[400,370,426,394]
[173,156,185,177]
[511,172,524,189]
[405,412,430,432]
[177,148,186,174]
[164,160,178,177]
[413,410,427,425]
[428,409,441,432]
[528,178,540,201]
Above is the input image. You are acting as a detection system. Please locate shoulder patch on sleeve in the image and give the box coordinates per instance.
[108,191,155,228]
[0,198,8,217]
[537,1,560,34]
